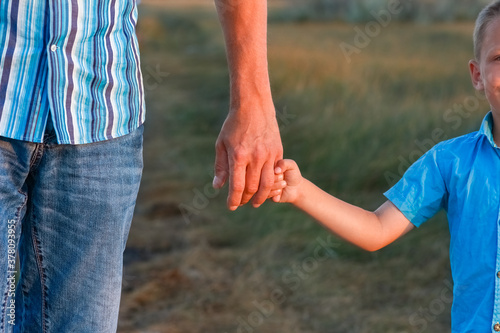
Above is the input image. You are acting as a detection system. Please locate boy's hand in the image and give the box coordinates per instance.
[268,159,303,204]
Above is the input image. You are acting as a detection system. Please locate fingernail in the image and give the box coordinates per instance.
[275,167,282,174]
[281,181,287,186]
[229,206,238,211]
[213,176,221,188]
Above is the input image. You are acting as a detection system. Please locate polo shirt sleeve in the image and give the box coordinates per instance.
[384,146,447,228]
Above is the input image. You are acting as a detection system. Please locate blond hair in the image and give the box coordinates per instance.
[474,1,500,60]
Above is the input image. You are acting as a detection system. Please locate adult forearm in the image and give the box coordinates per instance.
[214,0,273,113]
[213,0,282,210]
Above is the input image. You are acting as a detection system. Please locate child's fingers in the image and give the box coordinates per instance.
[268,189,282,198]
[271,180,286,191]
[274,173,283,182]
[275,159,297,174]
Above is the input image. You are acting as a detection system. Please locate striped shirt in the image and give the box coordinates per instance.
[0,0,145,144]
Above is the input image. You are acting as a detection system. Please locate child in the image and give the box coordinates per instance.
[269,1,500,331]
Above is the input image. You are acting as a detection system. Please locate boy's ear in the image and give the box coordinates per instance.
[469,60,484,91]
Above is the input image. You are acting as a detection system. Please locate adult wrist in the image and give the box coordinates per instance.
[229,93,276,117]
[229,83,273,108]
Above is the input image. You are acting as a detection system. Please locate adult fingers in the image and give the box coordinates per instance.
[240,162,262,206]
[251,161,275,208]
[227,150,247,211]
[213,140,229,189]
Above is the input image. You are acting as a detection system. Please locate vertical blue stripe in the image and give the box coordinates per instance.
[0,0,20,118]
[63,0,79,142]
[104,0,116,139]
[0,0,145,144]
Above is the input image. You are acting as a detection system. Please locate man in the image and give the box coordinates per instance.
[0,0,280,332]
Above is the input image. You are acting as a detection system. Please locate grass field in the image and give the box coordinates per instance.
[118,3,488,332]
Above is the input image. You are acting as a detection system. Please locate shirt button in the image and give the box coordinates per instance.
[494,322,500,331]
[50,45,58,52]
[497,271,500,279]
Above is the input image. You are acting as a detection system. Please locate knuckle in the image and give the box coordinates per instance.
[233,148,249,163]
[231,183,245,193]
[261,178,274,190]
[228,199,239,206]
[240,197,251,205]
[214,166,226,175]
[246,185,259,194]
[253,145,269,159]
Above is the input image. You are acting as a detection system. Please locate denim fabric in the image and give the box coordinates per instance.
[0,120,143,332]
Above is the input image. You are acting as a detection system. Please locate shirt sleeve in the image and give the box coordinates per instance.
[384,146,448,227]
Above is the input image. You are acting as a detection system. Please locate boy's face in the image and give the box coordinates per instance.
[470,17,500,118]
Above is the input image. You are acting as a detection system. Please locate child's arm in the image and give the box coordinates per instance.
[270,159,414,252]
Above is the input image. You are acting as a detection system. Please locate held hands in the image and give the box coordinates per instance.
[269,159,303,204]
[213,110,283,210]
[214,0,281,210]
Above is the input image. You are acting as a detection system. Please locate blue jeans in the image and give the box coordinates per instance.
[0,121,143,332]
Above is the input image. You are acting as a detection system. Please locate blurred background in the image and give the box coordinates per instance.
[118,0,491,332]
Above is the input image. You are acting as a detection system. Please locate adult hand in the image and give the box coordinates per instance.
[213,107,283,210]
[213,0,282,210]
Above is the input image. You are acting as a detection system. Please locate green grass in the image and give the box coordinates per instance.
[119,5,487,333]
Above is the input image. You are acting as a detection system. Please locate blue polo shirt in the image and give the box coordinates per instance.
[385,112,500,332]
